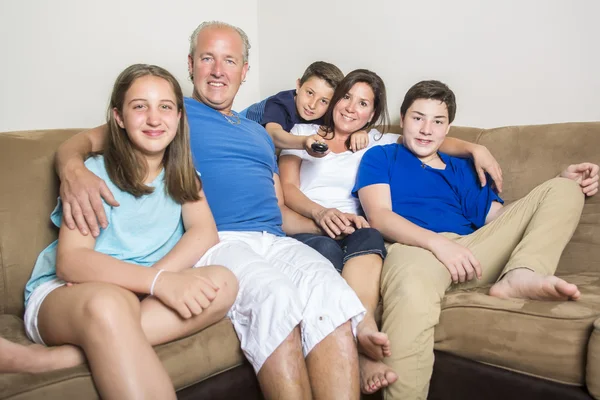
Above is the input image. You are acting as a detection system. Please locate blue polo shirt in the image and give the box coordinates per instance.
[255,89,324,131]
[185,97,284,236]
[353,144,503,235]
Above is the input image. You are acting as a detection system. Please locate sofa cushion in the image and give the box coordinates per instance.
[588,318,600,399]
[0,315,245,400]
[434,272,600,386]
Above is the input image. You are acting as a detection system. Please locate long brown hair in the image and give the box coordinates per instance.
[105,64,200,204]
[321,69,390,149]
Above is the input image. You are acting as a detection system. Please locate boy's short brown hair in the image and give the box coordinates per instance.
[400,80,457,123]
[299,61,344,90]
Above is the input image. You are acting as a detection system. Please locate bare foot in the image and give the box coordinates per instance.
[0,337,85,373]
[356,317,391,360]
[359,354,398,394]
[489,268,581,301]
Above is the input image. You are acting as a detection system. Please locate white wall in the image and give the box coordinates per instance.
[257,0,600,128]
[0,0,260,132]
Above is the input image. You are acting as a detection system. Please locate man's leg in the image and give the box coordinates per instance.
[267,236,366,400]
[195,233,312,400]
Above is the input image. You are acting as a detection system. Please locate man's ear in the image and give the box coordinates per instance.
[113,108,125,129]
[187,54,194,79]
[241,62,249,83]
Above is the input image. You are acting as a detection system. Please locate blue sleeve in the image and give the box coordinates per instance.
[261,96,290,128]
[455,158,504,228]
[352,146,392,197]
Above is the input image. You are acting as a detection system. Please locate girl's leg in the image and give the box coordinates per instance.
[37,282,176,400]
[139,265,238,345]
[0,337,83,373]
[291,233,345,271]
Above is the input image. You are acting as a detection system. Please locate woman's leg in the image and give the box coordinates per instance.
[291,233,345,271]
[339,228,396,393]
[37,282,176,400]
[139,265,238,345]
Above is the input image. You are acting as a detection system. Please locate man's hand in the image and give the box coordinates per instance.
[153,271,220,319]
[471,145,503,193]
[560,162,599,196]
[60,165,119,237]
[349,130,369,152]
[429,236,482,283]
[312,208,354,238]
[304,134,329,158]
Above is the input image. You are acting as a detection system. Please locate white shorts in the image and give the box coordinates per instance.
[23,278,67,345]
[194,231,366,373]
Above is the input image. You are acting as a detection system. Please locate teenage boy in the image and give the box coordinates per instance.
[353,80,599,399]
[245,61,369,155]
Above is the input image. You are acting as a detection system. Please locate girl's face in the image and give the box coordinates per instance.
[114,75,181,158]
[332,82,375,135]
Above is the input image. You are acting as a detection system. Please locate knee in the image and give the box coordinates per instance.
[80,285,140,333]
[549,177,585,207]
[200,266,239,314]
[310,238,344,271]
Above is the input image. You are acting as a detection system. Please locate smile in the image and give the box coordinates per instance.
[341,113,355,121]
[416,138,433,145]
[143,130,164,137]
[208,82,226,87]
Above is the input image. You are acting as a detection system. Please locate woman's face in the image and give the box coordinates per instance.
[332,82,375,134]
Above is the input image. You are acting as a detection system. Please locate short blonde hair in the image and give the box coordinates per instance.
[189,21,251,63]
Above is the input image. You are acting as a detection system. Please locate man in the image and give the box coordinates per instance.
[353,80,599,399]
[55,21,365,399]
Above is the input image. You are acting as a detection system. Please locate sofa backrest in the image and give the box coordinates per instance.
[1,123,599,317]
[450,122,600,276]
[0,129,79,316]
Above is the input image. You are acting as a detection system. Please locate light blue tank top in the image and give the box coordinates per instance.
[24,156,184,305]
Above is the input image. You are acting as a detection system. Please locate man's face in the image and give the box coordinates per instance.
[400,98,451,160]
[188,26,249,114]
[295,77,334,121]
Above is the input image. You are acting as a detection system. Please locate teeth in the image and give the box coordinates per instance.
[209,82,224,87]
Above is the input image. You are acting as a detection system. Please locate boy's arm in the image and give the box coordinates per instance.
[397,135,504,192]
[266,122,326,157]
[56,124,118,237]
[359,184,481,282]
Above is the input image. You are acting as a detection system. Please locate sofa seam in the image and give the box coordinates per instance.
[442,303,600,321]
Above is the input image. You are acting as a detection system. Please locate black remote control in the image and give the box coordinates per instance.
[311,142,329,153]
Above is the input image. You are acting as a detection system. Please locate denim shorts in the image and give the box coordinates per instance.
[292,227,387,272]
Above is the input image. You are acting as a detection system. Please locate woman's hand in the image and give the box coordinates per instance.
[343,213,370,229]
[152,270,220,319]
[429,236,482,284]
[471,145,503,193]
[312,208,354,238]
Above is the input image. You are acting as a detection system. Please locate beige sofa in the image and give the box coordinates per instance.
[1,122,599,399]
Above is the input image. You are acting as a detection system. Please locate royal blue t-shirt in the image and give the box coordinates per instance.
[259,89,324,131]
[353,144,503,235]
[185,97,284,236]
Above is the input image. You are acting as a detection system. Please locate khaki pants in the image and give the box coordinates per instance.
[380,178,585,400]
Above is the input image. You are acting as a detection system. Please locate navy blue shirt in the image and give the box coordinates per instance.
[353,144,503,235]
[185,97,284,236]
[259,89,324,131]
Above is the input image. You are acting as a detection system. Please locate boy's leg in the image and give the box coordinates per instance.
[292,233,345,271]
[36,282,177,400]
[380,243,452,400]
[267,235,366,400]
[0,337,83,373]
[453,177,584,299]
[194,233,312,400]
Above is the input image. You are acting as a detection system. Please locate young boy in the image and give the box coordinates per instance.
[244,61,369,155]
[352,80,599,398]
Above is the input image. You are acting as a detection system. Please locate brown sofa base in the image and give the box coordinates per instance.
[176,350,595,400]
[429,351,594,400]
